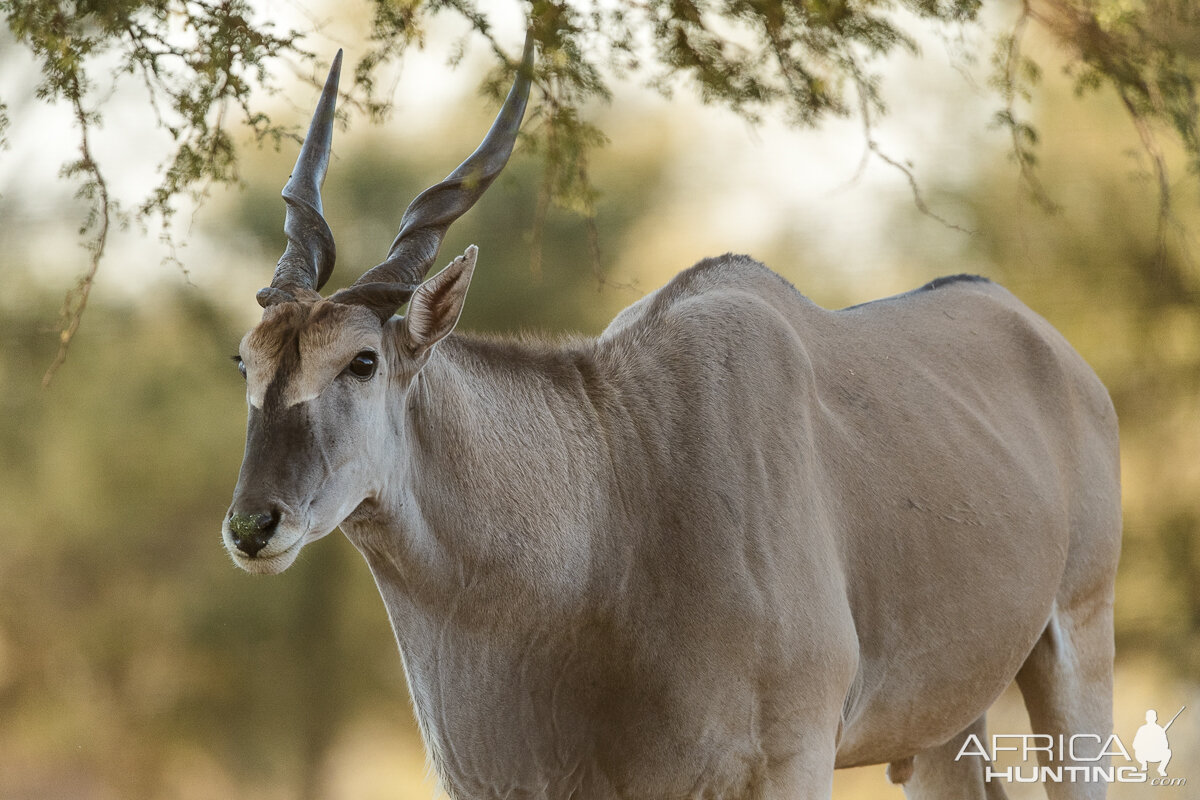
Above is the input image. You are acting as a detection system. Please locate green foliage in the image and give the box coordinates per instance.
[991,0,1200,220]
[990,2,1060,211]
[3,0,304,216]
[4,0,1200,373]
[1051,0,1200,172]
[1,0,308,382]
[1046,0,1200,262]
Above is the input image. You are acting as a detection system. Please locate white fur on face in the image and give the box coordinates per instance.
[240,301,384,409]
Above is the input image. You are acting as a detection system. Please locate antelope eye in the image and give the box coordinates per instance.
[346,350,378,380]
[233,355,247,380]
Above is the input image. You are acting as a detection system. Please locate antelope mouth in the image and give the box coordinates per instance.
[222,523,307,575]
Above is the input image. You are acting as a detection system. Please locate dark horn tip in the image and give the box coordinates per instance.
[268,48,343,297]
[520,27,535,64]
[514,29,535,88]
[339,32,533,295]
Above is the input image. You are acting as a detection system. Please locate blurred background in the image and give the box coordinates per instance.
[0,1,1197,798]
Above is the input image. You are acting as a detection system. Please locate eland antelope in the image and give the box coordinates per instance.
[223,34,1121,800]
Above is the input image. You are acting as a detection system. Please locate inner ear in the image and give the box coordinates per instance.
[402,246,478,355]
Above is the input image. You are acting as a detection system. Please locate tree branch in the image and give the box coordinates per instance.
[848,58,974,235]
[43,76,115,387]
[995,0,1060,212]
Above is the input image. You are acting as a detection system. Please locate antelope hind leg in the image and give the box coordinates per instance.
[1015,599,1115,800]
[756,726,845,800]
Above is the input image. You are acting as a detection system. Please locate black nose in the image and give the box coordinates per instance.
[228,509,280,557]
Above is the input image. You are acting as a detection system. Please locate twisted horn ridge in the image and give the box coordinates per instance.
[261,50,343,306]
[330,31,535,316]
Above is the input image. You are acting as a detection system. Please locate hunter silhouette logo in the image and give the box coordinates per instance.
[954,705,1188,786]
[1134,707,1185,778]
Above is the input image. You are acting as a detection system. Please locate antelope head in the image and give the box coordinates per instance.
[224,38,534,574]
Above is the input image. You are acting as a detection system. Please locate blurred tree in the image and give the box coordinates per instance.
[3,0,1198,380]
[881,75,1200,679]
[0,102,674,798]
[1,39,1196,798]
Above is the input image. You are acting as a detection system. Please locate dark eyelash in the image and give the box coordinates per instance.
[230,354,242,362]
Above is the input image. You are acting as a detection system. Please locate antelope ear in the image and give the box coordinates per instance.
[401,246,478,355]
